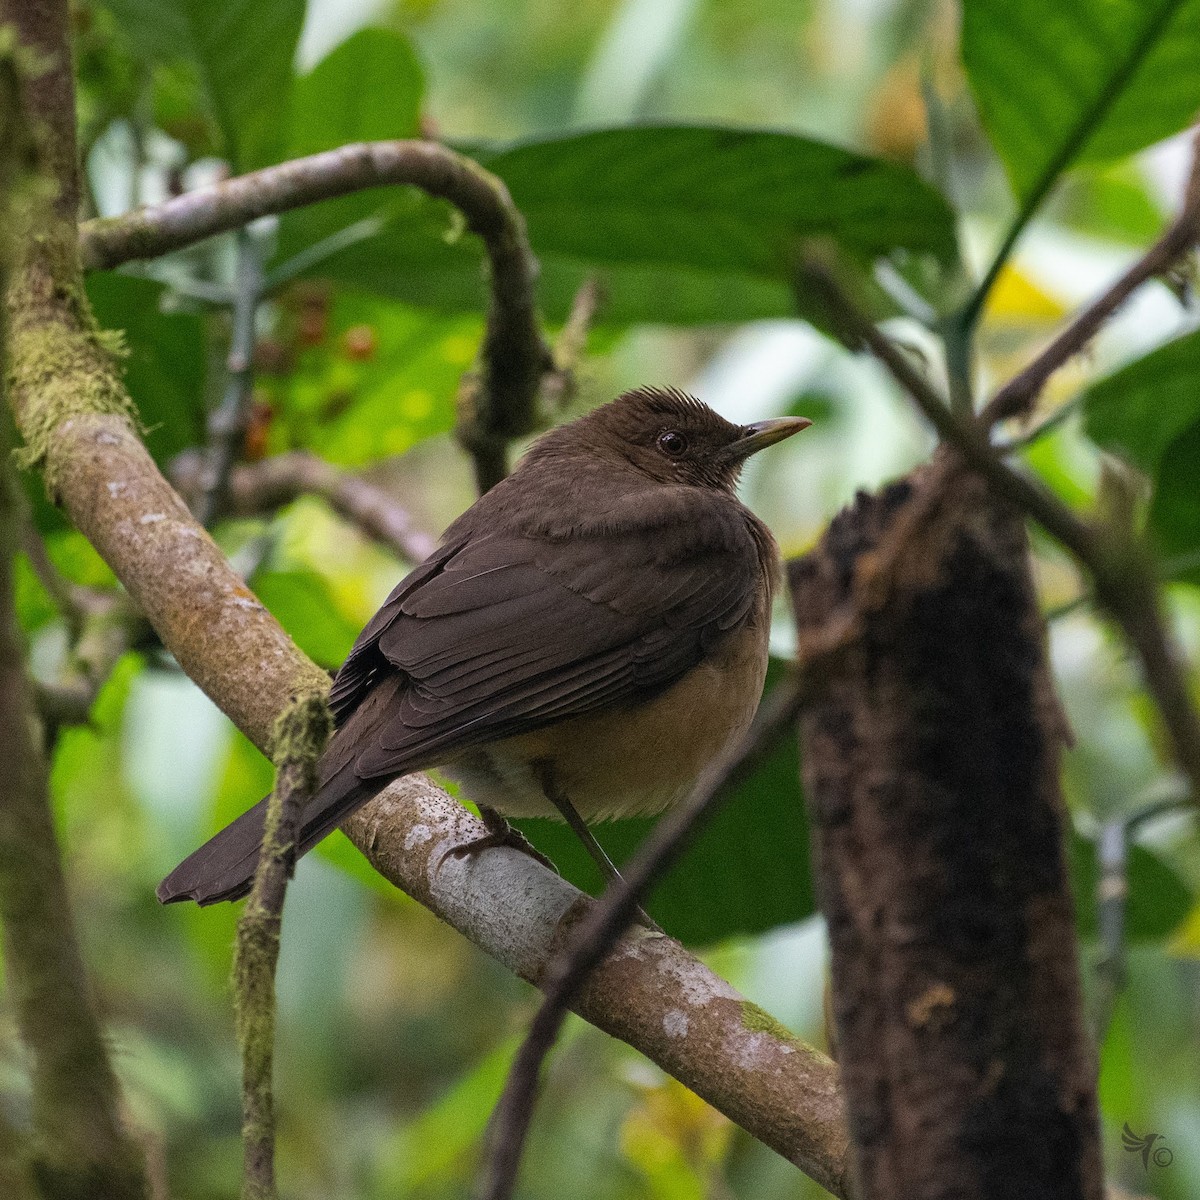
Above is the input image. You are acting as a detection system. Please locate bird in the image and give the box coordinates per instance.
[158,387,810,907]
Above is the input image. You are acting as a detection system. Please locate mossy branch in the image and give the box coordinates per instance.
[77,139,554,491]
[0,22,146,1198]
[232,690,331,1200]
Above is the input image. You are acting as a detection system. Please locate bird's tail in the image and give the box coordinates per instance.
[155,772,378,906]
[158,674,406,906]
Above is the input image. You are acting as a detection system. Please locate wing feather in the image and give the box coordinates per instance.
[325,498,765,780]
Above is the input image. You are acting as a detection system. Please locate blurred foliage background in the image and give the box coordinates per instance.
[4,0,1200,1196]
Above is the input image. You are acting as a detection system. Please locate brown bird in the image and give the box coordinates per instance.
[158,387,810,906]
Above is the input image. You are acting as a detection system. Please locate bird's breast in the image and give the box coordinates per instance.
[440,616,771,822]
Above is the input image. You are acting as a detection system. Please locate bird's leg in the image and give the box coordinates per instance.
[444,805,558,874]
[532,761,662,933]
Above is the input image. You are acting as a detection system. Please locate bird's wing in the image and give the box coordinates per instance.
[328,502,765,781]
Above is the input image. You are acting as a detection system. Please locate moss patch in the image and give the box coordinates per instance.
[8,317,137,485]
[740,1001,805,1048]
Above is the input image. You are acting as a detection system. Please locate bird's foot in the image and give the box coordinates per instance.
[442,807,559,874]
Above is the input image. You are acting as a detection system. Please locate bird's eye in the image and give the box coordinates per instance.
[657,430,689,457]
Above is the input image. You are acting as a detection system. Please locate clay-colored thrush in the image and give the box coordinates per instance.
[159,387,810,905]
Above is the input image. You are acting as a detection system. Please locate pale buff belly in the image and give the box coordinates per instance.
[438,621,769,822]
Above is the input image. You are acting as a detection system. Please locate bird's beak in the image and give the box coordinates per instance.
[724,416,813,463]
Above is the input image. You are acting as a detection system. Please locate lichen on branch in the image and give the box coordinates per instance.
[233,689,331,1200]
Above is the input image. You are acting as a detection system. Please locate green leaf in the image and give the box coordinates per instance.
[476,125,959,273]
[515,659,814,946]
[273,125,957,326]
[1082,330,1200,475]
[253,569,361,669]
[99,0,305,170]
[289,28,424,159]
[1149,422,1200,579]
[1080,330,1200,575]
[962,0,1200,204]
[267,292,470,466]
[86,272,207,462]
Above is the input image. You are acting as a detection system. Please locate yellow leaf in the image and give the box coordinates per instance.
[984,264,1067,324]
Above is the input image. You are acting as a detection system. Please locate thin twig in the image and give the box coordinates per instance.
[34,594,149,735]
[17,503,91,637]
[198,227,265,526]
[982,128,1200,427]
[997,393,1086,453]
[539,275,604,414]
[171,449,437,563]
[1094,793,1194,1037]
[799,254,1200,811]
[477,616,855,1200]
[796,257,1101,563]
[462,275,604,492]
[232,692,331,1200]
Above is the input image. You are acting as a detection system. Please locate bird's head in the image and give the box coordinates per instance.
[536,387,811,493]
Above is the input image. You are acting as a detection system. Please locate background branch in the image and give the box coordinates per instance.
[33,592,148,736]
[197,226,267,527]
[79,139,554,491]
[798,259,1200,806]
[982,128,1200,426]
[170,448,437,563]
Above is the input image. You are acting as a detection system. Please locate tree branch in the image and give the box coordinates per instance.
[790,466,1104,1200]
[198,226,266,527]
[340,773,854,1200]
[0,462,149,1200]
[170,449,437,564]
[982,128,1200,427]
[78,139,553,484]
[796,259,1200,805]
[0,21,146,1195]
[478,620,856,1200]
[233,692,331,1200]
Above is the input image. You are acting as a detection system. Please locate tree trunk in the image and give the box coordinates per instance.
[788,459,1104,1200]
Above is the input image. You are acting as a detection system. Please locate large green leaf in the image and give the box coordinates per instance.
[514,659,813,946]
[963,0,1200,204]
[85,272,207,463]
[1082,329,1200,475]
[476,126,958,273]
[99,0,305,170]
[288,28,424,159]
[274,125,957,325]
[1081,330,1200,575]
